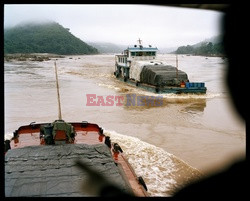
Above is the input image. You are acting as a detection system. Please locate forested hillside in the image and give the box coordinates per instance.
[4,22,99,55]
[174,39,224,56]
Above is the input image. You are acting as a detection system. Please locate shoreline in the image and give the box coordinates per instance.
[4,53,65,62]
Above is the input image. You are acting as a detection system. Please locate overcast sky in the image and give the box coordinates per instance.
[4,4,224,48]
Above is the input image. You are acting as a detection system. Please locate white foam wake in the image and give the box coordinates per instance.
[105,129,179,196]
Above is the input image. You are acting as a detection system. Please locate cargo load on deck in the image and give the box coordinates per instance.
[140,65,188,86]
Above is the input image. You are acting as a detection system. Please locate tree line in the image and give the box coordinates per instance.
[174,42,224,56]
[4,22,99,55]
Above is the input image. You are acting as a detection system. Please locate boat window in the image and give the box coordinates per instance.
[131,52,135,56]
[137,51,156,56]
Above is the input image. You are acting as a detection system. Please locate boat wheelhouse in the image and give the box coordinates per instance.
[115,40,158,80]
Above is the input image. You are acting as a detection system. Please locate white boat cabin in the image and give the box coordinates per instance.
[115,40,158,68]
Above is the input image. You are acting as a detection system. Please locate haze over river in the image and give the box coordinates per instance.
[4,54,245,196]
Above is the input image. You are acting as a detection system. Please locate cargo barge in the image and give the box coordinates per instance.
[114,39,207,94]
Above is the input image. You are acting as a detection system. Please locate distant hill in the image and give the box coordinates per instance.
[158,47,179,54]
[192,35,223,48]
[173,35,225,56]
[4,21,98,55]
[88,42,177,54]
[87,42,127,54]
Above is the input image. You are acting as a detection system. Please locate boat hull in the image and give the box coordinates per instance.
[116,77,207,94]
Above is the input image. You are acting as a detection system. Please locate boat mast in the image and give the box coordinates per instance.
[176,54,178,79]
[54,60,62,120]
[138,38,142,45]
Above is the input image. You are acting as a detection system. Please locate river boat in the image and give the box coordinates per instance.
[114,39,207,94]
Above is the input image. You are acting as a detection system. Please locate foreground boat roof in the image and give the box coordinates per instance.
[5,144,132,196]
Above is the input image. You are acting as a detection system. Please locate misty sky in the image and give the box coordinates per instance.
[4,4,224,48]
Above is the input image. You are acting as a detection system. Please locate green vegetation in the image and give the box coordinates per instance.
[4,22,99,55]
[174,41,224,57]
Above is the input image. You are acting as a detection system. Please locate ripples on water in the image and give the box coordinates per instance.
[4,54,245,196]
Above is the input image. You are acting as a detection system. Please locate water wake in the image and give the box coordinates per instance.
[104,129,203,196]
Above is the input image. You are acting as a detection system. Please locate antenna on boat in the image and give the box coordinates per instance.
[176,54,179,79]
[138,38,142,45]
[138,38,143,49]
[54,60,62,120]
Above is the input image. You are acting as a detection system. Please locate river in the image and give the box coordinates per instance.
[4,53,245,196]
